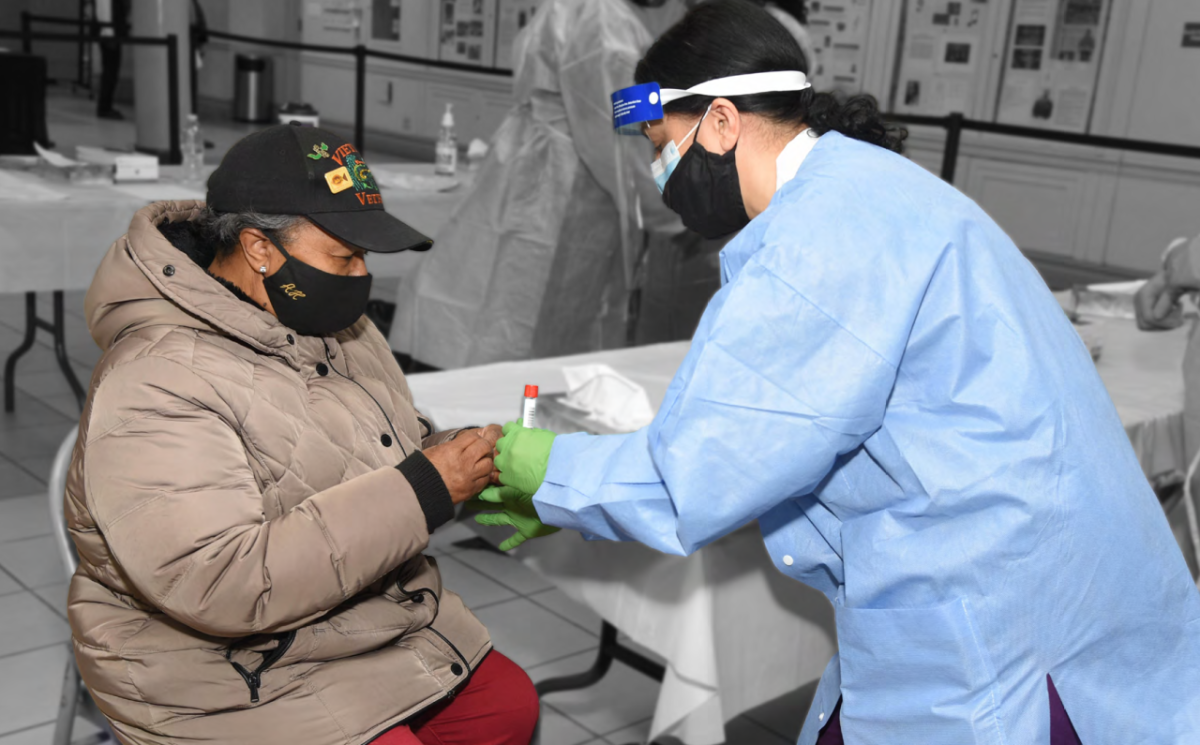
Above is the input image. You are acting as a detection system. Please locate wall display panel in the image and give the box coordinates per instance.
[369,0,438,59]
[495,0,544,70]
[806,0,873,94]
[996,0,1111,132]
[438,0,498,68]
[893,0,1008,117]
[1121,0,1200,146]
[303,0,366,47]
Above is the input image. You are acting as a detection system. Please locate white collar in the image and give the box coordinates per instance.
[775,128,821,192]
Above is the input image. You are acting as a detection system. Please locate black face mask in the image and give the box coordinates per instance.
[661,141,750,239]
[263,233,372,336]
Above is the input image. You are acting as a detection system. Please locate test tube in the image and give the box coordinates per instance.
[521,385,538,428]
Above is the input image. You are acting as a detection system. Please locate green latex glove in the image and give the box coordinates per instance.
[475,485,560,551]
[493,420,557,494]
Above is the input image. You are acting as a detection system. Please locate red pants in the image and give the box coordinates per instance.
[371,651,538,745]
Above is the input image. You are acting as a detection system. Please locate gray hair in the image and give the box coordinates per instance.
[196,207,308,256]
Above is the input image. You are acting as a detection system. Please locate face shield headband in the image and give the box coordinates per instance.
[610,70,811,134]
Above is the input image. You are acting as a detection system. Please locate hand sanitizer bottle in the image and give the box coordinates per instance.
[435,103,457,176]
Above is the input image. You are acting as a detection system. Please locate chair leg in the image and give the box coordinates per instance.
[53,652,80,745]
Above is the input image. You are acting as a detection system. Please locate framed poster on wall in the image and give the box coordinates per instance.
[996,0,1111,131]
[495,0,543,70]
[893,0,1011,117]
[438,0,498,67]
[806,0,873,94]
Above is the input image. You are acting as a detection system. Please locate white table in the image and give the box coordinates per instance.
[0,161,472,411]
[1082,315,1189,481]
[406,321,1189,745]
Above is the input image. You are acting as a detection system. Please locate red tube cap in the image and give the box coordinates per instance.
[524,384,539,398]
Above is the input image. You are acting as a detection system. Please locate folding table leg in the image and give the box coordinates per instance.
[3,292,37,412]
[50,291,86,411]
[532,622,669,745]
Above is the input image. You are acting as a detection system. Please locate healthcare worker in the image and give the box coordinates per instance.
[476,2,1200,743]
[1135,234,1200,580]
[389,0,686,370]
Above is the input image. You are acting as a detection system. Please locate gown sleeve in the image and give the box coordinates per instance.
[533,256,901,555]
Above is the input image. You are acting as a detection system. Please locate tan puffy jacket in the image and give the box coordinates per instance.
[66,202,491,745]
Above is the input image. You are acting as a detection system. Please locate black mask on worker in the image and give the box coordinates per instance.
[263,232,372,336]
[661,141,750,239]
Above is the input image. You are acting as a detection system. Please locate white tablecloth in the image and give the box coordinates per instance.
[0,163,471,293]
[1084,316,1189,480]
[406,321,1188,744]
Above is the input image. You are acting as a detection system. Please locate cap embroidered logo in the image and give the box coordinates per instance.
[344,153,377,192]
[307,143,331,160]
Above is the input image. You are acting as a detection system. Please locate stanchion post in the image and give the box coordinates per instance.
[188,25,198,115]
[20,11,32,53]
[941,112,964,184]
[354,44,366,153]
[166,33,182,165]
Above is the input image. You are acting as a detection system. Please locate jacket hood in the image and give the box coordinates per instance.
[85,200,303,368]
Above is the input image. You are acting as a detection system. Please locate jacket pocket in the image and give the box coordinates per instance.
[836,597,1006,745]
[225,631,296,704]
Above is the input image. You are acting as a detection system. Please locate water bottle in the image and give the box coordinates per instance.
[182,114,204,185]
[435,103,457,176]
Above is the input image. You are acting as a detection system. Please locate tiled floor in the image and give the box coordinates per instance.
[0,92,816,743]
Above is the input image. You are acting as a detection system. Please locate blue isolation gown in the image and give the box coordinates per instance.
[533,132,1200,744]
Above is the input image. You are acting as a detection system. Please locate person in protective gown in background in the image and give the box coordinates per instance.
[1135,234,1200,580]
[389,0,686,370]
[756,1,816,72]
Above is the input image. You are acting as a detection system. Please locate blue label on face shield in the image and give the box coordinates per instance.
[612,83,664,133]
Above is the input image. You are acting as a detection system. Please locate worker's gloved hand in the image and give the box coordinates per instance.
[1135,236,1200,331]
[493,421,557,495]
[1135,271,1185,331]
[475,485,560,551]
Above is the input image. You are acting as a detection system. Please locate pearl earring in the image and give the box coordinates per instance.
[259,266,268,275]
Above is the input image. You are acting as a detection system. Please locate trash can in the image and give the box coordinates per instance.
[233,54,273,123]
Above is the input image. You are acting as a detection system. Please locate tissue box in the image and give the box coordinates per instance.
[537,394,626,436]
[114,154,159,182]
[31,160,112,185]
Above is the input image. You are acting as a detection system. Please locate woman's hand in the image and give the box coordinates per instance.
[464,424,504,449]
[424,434,496,504]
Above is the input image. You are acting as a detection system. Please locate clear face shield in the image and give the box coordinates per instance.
[610,71,812,193]
[608,83,663,345]
[609,73,811,341]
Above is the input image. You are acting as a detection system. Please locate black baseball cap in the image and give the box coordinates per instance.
[206,124,432,253]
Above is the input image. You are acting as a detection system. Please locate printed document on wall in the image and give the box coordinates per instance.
[997,0,1110,132]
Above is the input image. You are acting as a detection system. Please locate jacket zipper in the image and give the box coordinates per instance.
[225,630,296,704]
[398,577,471,695]
[427,627,471,679]
[323,342,410,458]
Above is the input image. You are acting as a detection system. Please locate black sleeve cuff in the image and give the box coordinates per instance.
[396,451,454,534]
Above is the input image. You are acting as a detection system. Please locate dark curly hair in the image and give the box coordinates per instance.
[634,0,905,153]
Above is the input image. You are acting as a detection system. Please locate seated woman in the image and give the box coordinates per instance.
[64,125,539,745]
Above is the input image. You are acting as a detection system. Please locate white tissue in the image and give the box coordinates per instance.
[562,364,655,432]
[34,142,80,167]
[467,138,489,159]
